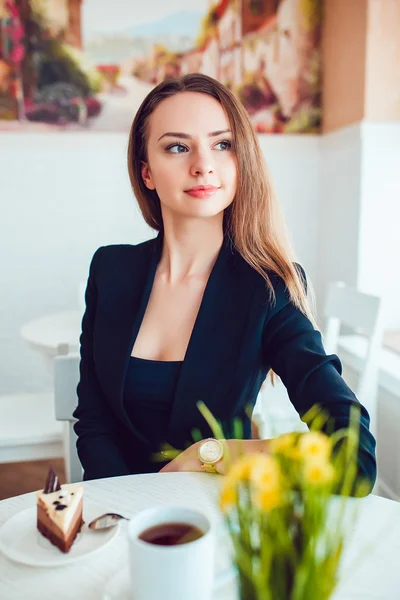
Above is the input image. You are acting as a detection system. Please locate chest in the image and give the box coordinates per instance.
[131,276,208,362]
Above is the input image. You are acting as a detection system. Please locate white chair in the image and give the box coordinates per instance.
[54,353,82,483]
[0,343,75,468]
[0,392,63,463]
[323,281,383,438]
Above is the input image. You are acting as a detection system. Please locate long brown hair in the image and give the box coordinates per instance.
[127,73,314,322]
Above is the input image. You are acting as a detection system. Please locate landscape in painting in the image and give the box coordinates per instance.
[0,0,321,133]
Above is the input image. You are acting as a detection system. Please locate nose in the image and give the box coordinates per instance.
[190,147,214,177]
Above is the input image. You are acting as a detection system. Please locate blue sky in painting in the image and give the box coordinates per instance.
[82,0,210,38]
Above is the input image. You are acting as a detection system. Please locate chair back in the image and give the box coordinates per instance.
[257,281,383,441]
[54,353,82,483]
[323,282,384,436]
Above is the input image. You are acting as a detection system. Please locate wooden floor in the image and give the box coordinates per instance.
[0,458,66,501]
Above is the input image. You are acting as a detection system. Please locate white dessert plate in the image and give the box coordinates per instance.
[0,499,120,567]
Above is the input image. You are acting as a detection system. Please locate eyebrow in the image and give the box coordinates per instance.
[157,129,231,142]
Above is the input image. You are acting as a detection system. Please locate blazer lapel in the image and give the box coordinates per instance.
[166,239,258,448]
[96,233,162,444]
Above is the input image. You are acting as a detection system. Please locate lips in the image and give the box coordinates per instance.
[184,185,220,199]
[184,185,219,192]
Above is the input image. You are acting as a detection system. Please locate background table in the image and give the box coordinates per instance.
[20,310,82,359]
[1,473,400,600]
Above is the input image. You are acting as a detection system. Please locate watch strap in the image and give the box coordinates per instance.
[200,462,218,474]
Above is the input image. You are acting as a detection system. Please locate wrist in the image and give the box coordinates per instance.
[216,439,270,474]
[247,438,270,454]
[197,438,224,474]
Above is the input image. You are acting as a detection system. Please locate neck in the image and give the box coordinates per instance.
[157,217,224,284]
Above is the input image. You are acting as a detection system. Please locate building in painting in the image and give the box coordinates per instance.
[199,36,219,80]
[180,46,204,77]
[216,0,241,87]
[40,0,83,49]
[261,0,318,119]
[201,0,281,88]
[241,0,279,36]
[242,15,276,74]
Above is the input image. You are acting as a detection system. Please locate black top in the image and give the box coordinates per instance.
[123,356,182,463]
[73,234,377,489]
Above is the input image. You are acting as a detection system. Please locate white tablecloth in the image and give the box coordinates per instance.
[0,473,400,600]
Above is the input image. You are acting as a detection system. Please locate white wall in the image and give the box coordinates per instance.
[317,124,363,312]
[318,122,400,329]
[358,122,400,329]
[0,133,153,395]
[258,135,320,285]
[0,132,320,395]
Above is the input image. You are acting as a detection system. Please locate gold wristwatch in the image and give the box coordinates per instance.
[197,438,224,473]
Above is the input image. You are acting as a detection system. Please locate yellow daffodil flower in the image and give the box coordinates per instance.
[298,431,332,462]
[220,480,237,513]
[254,486,282,512]
[269,432,296,454]
[251,455,281,491]
[303,459,335,487]
[227,453,277,484]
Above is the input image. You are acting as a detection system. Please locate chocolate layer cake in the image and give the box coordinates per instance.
[36,467,84,553]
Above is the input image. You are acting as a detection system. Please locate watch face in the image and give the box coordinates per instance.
[199,439,223,464]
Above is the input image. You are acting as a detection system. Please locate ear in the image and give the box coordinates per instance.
[141,161,156,190]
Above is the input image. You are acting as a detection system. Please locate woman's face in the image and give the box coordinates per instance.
[141,92,238,222]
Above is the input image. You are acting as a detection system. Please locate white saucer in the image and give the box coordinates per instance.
[0,499,119,567]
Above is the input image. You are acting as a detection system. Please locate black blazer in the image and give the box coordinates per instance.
[73,234,376,486]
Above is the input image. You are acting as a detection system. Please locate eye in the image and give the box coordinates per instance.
[165,143,188,154]
[214,140,232,151]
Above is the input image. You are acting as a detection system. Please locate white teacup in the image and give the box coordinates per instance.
[127,505,232,600]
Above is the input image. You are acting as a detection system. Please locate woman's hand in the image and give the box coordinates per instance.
[158,441,205,474]
[158,439,269,474]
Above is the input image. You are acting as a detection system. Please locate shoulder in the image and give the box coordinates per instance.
[234,249,307,313]
[94,237,156,259]
[267,262,307,301]
[89,237,157,272]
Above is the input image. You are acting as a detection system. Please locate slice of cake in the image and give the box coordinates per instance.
[36,467,84,553]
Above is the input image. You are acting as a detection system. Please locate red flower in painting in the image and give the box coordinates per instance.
[10,44,24,64]
[5,0,19,18]
[5,0,25,64]
[10,22,24,42]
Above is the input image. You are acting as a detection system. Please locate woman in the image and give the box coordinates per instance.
[73,73,376,489]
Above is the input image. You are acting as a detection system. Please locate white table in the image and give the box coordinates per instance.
[20,310,82,359]
[1,473,400,600]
